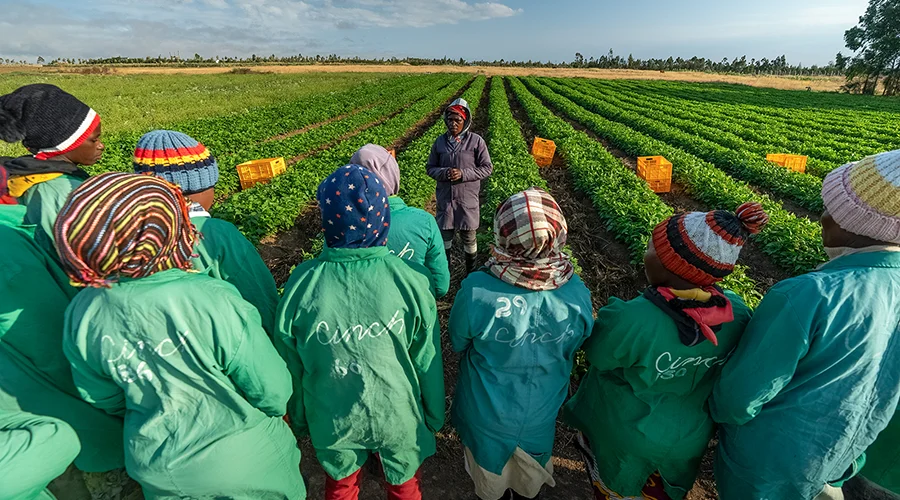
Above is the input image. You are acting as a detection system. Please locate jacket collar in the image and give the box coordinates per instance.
[319,246,390,262]
[388,196,407,212]
[818,250,900,272]
[188,202,211,218]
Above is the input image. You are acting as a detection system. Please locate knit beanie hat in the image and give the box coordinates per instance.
[652,202,769,285]
[822,149,900,245]
[350,144,400,196]
[0,84,100,160]
[317,164,390,249]
[133,130,219,195]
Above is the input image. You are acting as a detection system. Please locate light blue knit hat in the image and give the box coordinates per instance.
[133,130,219,195]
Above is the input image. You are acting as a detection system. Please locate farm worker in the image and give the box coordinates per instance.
[55,173,304,500]
[275,165,443,500]
[0,409,81,500]
[0,84,103,259]
[565,203,769,500]
[133,130,279,335]
[426,97,493,274]
[351,143,450,298]
[711,149,900,500]
[0,168,125,474]
[450,188,593,500]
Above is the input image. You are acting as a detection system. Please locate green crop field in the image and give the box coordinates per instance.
[4,70,899,499]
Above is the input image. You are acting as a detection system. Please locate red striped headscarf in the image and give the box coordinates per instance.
[487,187,575,291]
[54,172,197,288]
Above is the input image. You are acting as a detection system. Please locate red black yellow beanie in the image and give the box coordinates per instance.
[652,202,769,285]
[0,84,99,160]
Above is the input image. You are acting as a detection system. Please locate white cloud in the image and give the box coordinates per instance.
[0,0,521,60]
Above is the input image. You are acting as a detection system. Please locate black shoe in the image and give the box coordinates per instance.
[465,252,478,275]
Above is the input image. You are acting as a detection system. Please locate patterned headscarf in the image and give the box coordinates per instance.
[317,164,390,249]
[54,172,197,288]
[487,187,574,291]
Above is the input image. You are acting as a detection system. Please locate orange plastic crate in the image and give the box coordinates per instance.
[236,157,286,190]
[637,156,673,193]
[767,154,807,173]
[531,138,556,167]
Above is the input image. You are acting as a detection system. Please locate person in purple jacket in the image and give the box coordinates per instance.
[426,98,493,274]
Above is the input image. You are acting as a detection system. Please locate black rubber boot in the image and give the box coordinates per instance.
[465,252,478,275]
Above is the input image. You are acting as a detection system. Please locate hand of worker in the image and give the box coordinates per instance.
[449,169,463,181]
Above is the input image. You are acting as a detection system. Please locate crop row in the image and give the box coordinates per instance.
[210,76,465,199]
[481,77,549,219]
[542,78,824,212]
[518,77,826,275]
[604,80,885,173]
[396,75,488,210]
[91,74,438,175]
[628,80,900,148]
[507,78,762,306]
[587,80,851,177]
[211,77,471,243]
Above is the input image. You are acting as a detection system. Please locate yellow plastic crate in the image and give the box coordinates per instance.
[531,138,557,167]
[236,157,286,190]
[767,154,808,173]
[637,156,673,193]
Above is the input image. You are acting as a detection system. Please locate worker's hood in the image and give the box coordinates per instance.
[445,98,472,136]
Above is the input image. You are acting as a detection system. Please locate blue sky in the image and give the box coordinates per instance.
[0,0,868,65]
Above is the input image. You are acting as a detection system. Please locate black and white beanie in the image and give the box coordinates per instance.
[0,84,100,160]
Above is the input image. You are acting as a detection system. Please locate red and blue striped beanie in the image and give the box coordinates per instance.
[317,165,390,249]
[133,130,219,195]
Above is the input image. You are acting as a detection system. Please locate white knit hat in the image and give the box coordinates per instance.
[822,149,900,244]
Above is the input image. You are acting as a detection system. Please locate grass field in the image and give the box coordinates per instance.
[3,69,898,500]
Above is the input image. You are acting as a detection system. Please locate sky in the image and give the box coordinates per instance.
[0,0,869,66]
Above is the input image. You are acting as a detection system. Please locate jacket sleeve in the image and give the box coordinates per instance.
[583,299,637,373]
[222,298,292,418]
[449,285,472,353]
[273,295,308,436]
[410,284,445,433]
[710,288,810,426]
[63,314,127,418]
[219,224,280,337]
[461,136,493,183]
[0,411,81,499]
[426,141,451,182]
[426,218,451,299]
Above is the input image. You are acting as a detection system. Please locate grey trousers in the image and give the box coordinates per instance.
[441,229,477,254]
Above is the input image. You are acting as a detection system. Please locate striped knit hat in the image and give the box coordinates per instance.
[822,149,900,244]
[54,172,197,288]
[652,203,769,285]
[0,84,100,160]
[133,130,219,195]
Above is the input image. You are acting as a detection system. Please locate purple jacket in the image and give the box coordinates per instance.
[426,132,493,231]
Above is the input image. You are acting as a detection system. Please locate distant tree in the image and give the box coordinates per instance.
[36,56,45,65]
[839,0,900,95]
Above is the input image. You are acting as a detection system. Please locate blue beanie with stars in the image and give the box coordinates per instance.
[317,164,390,249]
